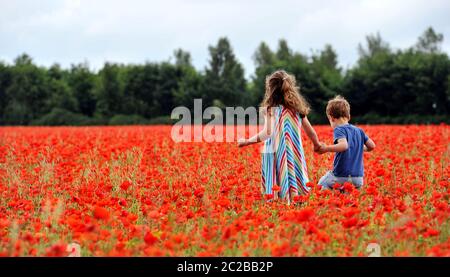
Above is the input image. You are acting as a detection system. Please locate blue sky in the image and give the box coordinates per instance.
[1,0,449,77]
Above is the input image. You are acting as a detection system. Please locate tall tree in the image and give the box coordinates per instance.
[122,62,180,118]
[253,42,275,68]
[172,50,203,108]
[4,54,49,124]
[0,62,12,122]
[250,42,277,106]
[358,32,390,59]
[276,39,293,62]
[203,37,247,107]
[47,63,78,112]
[309,44,343,119]
[154,62,180,116]
[313,44,339,70]
[95,63,124,118]
[173,49,192,68]
[68,62,97,116]
[416,27,444,53]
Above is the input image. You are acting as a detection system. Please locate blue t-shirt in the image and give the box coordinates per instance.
[332,124,368,177]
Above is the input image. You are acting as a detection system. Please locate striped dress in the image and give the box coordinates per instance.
[261,105,310,202]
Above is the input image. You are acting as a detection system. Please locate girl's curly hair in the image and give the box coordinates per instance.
[261,70,310,117]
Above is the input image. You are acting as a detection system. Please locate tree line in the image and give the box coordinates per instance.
[0,27,449,126]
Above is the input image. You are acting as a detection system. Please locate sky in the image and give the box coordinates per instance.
[1,0,449,77]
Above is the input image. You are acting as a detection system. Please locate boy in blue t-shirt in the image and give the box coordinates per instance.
[317,95,376,189]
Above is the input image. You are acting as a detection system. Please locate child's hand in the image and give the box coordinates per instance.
[316,142,328,154]
[237,138,247,147]
[313,143,322,153]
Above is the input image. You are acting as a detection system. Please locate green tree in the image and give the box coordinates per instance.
[47,64,78,112]
[68,63,97,116]
[0,62,12,122]
[343,50,396,116]
[4,54,50,125]
[172,50,203,108]
[313,44,339,70]
[286,52,324,120]
[173,49,192,68]
[416,27,444,53]
[344,29,450,120]
[122,64,152,117]
[154,62,180,116]
[358,32,390,59]
[122,61,181,118]
[202,37,247,107]
[253,42,276,68]
[250,42,277,106]
[95,63,124,118]
[309,44,343,119]
[276,39,293,62]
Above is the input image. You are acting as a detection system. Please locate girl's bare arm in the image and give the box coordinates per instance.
[301,116,322,151]
[238,109,273,147]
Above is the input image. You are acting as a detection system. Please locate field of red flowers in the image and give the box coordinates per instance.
[0,125,448,256]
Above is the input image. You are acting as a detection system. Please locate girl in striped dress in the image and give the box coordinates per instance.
[238,70,322,204]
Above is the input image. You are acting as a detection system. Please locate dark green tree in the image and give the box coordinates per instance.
[253,42,276,68]
[276,39,293,62]
[416,27,444,53]
[154,62,180,116]
[0,62,12,122]
[47,64,78,112]
[122,64,151,117]
[173,49,192,68]
[95,63,124,118]
[250,42,277,106]
[3,54,50,125]
[202,37,247,107]
[172,50,203,108]
[309,44,343,119]
[358,32,391,59]
[68,62,97,116]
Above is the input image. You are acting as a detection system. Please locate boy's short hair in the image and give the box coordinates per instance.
[326,95,350,119]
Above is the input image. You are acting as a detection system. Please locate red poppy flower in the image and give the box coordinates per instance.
[93,206,110,221]
[144,232,158,245]
[120,181,132,191]
[342,217,358,228]
[295,208,315,222]
[342,182,354,192]
[424,228,440,238]
[375,169,385,176]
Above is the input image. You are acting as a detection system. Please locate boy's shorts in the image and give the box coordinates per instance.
[318,171,363,189]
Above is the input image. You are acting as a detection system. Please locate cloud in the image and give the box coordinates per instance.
[0,0,449,76]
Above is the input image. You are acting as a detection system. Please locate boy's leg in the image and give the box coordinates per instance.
[318,171,337,189]
[351,177,364,189]
[334,176,364,189]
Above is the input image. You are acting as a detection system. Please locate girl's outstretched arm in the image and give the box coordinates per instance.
[301,116,322,152]
[238,109,273,147]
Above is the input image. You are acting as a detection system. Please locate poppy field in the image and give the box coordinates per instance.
[0,125,448,256]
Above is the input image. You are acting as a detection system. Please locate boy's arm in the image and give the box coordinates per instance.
[325,138,348,152]
[364,138,376,152]
[318,138,348,154]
